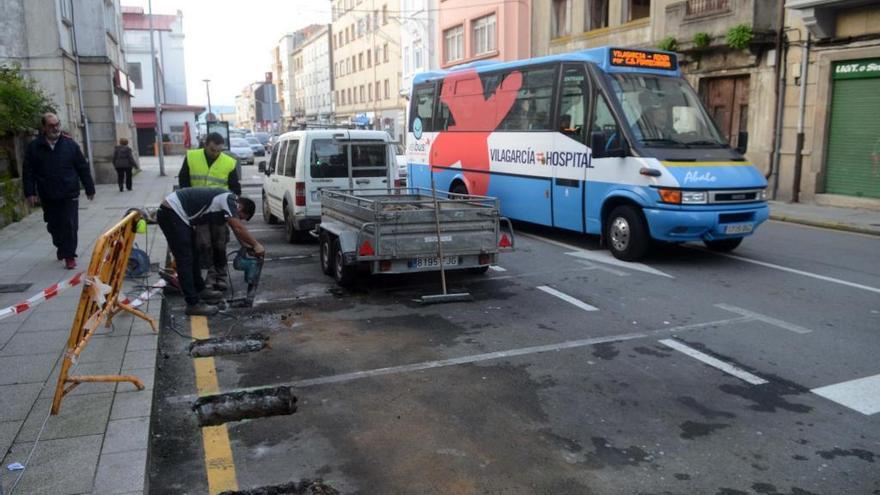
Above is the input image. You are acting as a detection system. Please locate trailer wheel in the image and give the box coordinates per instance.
[262,193,278,225]
[468,265,490,274]
[704,238,743,252]
[451,183,468,197]
[606,205,649,261]
[319,232,334,275]
[332,238,356,287]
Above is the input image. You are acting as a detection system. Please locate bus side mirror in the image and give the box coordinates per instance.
[736,131,748,154]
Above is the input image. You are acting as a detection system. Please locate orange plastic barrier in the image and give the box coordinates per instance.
[51,211,157,415]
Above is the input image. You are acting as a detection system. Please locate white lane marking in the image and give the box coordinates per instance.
[517,232,675,278]
[714,303,812,334]
[716,252,880,295]
[489,265,507,272]
[660,339,769,385]
[812,374,880,415]
[536,285,599,312]
[575,259,630,277]
[288,316,752,388]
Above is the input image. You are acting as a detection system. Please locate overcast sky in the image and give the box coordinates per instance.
[123,0,331,107]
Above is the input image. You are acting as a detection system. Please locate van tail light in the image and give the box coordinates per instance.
[295,182,306,206]
[498,234,512,248]
[359,240,375,256]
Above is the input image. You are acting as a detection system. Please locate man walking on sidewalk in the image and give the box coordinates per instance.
[157,187,264,316]
[23,113,96,269]
[178,132,241,292]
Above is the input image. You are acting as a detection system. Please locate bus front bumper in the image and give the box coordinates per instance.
[643,204,770,243]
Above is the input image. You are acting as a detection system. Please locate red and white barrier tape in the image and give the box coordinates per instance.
[0,272,84,321]
[0,275,167,321]
[118,279,167,309]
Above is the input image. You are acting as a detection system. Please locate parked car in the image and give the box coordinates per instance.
[249,132,271,153]
[261,129,396,242]
[246,137,265,157]
[228,138,255,165]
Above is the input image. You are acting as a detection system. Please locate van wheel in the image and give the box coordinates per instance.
[704,238,743,252]
[319,232,334,275]
[606,206,649,261]
[262,193,278,225]
[283,204,299,244]
[333,238,356,287]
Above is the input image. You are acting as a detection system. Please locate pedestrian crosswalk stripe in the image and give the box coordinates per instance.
[537,285,599,312]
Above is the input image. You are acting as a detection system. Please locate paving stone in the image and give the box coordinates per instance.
[0,383,44,421]
[121,349,157,370]
[0,329,69,357]
[102,416,149,454]
[110,390,153,420]
[92,448,147,494]
[115,368,154,392]
[18,309,76,333]
[17,392,113,442]
[0,322,22,346]
[0,353,59,385]
[78,336,128,364]
[1,434,102,495]
[0,420,21,457]
[39,359,123,399]
[124,333,158,351]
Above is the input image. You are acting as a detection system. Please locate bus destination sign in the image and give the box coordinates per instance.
[610,49,676,71]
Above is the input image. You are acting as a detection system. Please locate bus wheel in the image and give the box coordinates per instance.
[333,238,356,287]
[704,238,743,252]
[262,193,278,225]
[319,232,334,275]
[451,183,468,197]
[606,206,649,261]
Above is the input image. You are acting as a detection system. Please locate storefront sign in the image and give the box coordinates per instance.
[833,58,880,80]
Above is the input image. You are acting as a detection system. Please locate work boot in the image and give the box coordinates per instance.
[64,258,77,270]
[185,302,219,316]
[199,288,224,303]
[158,270,181,294]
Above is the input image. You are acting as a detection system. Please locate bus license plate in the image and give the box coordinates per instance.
[725,223,753,234]
[411,256,458,268]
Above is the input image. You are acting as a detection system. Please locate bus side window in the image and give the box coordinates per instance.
[436,81,456,131]
[559,66,588,143]
[591,95,623,158]
[409,84,435,133]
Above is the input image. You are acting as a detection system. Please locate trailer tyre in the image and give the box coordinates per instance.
[468,265,490,274]
[262,193,278,225]
[451,183,469,197]
[319,232,334,275]
[606,205,649,261]
[332,238,356,287]
[704,237,743,252]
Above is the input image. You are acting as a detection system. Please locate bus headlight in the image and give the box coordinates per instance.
[682,191,708,204]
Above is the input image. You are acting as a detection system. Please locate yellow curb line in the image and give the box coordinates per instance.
[191,316,239,494]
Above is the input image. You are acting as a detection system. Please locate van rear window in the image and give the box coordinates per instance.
[310,140,387,178]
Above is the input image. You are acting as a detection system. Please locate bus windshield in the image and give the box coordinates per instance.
[606,73,727,149]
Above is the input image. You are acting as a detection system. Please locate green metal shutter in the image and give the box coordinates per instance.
[825,77,880,199]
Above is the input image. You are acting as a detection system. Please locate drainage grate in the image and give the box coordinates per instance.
[0,283,32,293]
[188,333,269,358]
[218,479,338,495]
[193,386,297,426]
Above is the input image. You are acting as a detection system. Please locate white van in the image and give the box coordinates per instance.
[261,129,398,242]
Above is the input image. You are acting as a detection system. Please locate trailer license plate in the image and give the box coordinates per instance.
[411,256,458,268]
[725,223,753,234]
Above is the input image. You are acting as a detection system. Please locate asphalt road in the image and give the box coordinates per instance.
[149,182,880,495]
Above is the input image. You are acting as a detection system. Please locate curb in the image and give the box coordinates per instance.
[769,213,880,237]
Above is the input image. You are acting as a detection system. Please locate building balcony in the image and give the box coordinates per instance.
[785,0,879,39]
[664,0,781,51]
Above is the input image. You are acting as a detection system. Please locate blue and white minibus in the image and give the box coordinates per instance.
[405,47,769,261]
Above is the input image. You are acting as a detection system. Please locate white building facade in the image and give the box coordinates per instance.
[301,26,335,125]
[400,0,439,98]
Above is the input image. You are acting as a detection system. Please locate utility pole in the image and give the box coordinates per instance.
[148,0,165,175]
[203,79,213,116]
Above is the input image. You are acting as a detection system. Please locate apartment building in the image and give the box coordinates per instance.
[438,0,532,69]
[299,25,335,125]
[1,0,135,183]
[401,0,439,97]
[331,0,407,142]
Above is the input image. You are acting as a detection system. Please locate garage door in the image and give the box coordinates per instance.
[825,58,880,199]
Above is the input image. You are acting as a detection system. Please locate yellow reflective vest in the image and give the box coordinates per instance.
[186,149,236,189]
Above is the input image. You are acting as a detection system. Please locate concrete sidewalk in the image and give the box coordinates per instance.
[0,156,175,495]
[768,200,880,236]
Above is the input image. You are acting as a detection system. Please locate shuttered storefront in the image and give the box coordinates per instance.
[825,58,880,199]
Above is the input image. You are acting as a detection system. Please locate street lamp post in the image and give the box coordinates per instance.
[203,79,213,117]
[148,0,165,175]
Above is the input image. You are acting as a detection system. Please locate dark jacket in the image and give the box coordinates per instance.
[178,150,242,196]
[112,145,138,169]
[23,134,96,200]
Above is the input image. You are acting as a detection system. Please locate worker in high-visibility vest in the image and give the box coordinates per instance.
[178,132,242,292]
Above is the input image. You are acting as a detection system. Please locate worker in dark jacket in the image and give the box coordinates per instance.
[178,132,241,292]
[23,113,96,269]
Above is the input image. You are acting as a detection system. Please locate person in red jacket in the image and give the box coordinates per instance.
[22,113,96,269]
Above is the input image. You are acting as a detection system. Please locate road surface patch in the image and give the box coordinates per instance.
[537,285,599,312]
[812,373,880,415]
[659,338,769,385]
[193,386,298,427]
[189,333,269,358]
